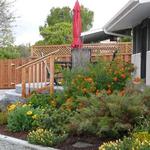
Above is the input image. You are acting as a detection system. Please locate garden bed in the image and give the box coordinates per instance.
[0,125,27,140]
[0,125,106,150]
[1,61,150,150]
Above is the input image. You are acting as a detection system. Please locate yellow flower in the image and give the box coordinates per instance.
[7,104,16,111]
[26,111,33,115]
[50,100,57,107]
[22,104,27,107]
[32,114,37,119]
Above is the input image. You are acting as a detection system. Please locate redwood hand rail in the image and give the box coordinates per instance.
[17,50,59,97]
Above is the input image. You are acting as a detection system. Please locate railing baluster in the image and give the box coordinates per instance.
[44,61,47,86]
[17,50,59,97]
[40,62,43,88]
[50,56,54,94]
[28,66,32,95]
[22,68,26,97]
[36,63,40,89]
[33,64,35,89]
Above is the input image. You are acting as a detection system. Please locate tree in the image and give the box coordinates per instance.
[119,37,132,42]
[0,0,15,46]
[37,22,72,45]
[46,7,72,26]
[36,6,94,45]
[80,5,94,31]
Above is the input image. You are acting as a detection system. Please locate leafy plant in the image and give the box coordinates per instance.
[0,112,7,125]
[37,107,74,133]
[7,105,43,132]
[63,60,134,98]
[27,94,51,108]
[99,132,150,150]
[68,90,144,138]
[27,128,68,146]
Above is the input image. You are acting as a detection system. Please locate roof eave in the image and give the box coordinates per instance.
[104,0,140,31]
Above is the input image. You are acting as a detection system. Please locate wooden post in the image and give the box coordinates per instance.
[31,46,34,57]
[50,56,54,94]
[71,48,91,68]
[22,68,26,97]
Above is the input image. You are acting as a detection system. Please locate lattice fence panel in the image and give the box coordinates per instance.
[31,43,132,61]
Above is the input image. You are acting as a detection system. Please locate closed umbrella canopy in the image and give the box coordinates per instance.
[71,0,82,48]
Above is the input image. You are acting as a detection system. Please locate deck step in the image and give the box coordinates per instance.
[15,83,63,95]
[15,83,50,94]
[3,84,63,103]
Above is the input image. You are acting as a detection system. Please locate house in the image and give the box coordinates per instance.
[104,0,150,85]
[81,29,117,43]
[83,0,150,85]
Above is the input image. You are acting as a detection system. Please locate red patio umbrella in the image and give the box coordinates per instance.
[71,0,82,48]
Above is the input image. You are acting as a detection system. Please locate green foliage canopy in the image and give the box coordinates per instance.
[36,6,94,45]
[0,0,15,46]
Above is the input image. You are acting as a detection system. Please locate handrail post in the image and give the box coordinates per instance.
[22,68,26,97]
[50,56,54,94]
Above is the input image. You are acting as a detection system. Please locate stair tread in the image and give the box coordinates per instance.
[5,89,21,97]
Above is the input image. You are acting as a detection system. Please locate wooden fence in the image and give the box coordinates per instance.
[0,58,32,89]
[0,43,132,89]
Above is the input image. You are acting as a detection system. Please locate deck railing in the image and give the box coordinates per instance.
[17,50,59,97]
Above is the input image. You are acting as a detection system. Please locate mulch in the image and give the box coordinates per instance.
[0,125,28,140]
[55,134,102,150]
[0,125,113,150]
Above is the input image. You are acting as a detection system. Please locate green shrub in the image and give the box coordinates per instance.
[0,46,20,59]
[27,94,51,108]
[68,91,144,138]
[27,128,68,146]
[0,112,7,125]
[37,107,74,133]
[63,60,134,98]
[134,116,150,132]
[7,105,43,132]
[142,88,150,115]
[99,132,150,150]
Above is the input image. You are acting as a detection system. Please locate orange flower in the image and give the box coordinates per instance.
[66,105,72,111]
[78,102,85,110]
[121,74,126,79]
[113,77,118,82]
[119,90,125,96]
[82,88,87,94]
[107,89,112,95]
[121,68,125,71]
[96,90,100,96]
[84,77,93,83]
[114,71,118,75]
[133,77,141,84]
[66,98,72,103]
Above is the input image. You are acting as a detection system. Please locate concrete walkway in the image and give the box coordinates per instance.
[0,134,58,150]
[0,89,15,100]
[0,90,7,100]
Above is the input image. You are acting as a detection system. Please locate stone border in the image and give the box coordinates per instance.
[0,134,59,150]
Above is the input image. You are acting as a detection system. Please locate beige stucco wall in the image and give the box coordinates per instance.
[131,53,141,78]
[146,51,150,86]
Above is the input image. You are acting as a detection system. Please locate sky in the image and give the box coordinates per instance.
[12,0,129,45]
